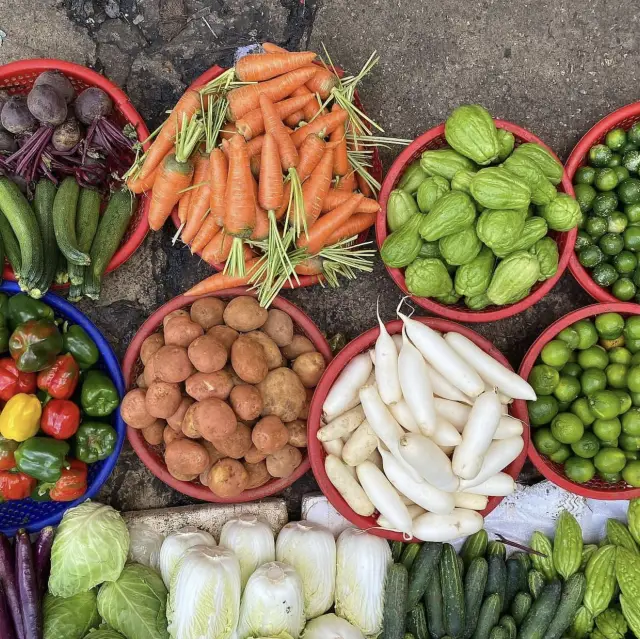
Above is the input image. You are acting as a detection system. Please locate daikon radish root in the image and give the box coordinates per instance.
[494,415,524,439]
[412,508,484,542]
[378,504,425,529]
[374,306,401,405]
[342,419,378,466]
[460,472,516,496]
[427,364,472,404]
[434,398,471,430]
[458,436,524,490]
[323,352,372,418]
[431,417,462,447]
[325,454,374,516]
[398,433,459,492]
[439,445,455,456]
[367,448,383,470]
[322,439,343,458]
[317,405,366,441]
[390,400,419,433]
[453,492,488,511]
[391,333,403,352]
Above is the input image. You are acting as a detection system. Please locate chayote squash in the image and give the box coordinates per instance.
[444,104,500,165]
[496,129,515,162]
[387,189,420,231]
[476,208,526,256]
[470,166,531,210]
[539,193,582,231]
[439,225,482,265]
[405,258,453,298]
[571,607,595,639]
[398,159,428,194]
[512,142,564,185]
[420,149,477,181]
[451,169,476,194]
[455,246,495,297]
[530,237,559,280]
[494,216,548,257]
[465,293,491,310]
[435,289,461,305]
[503,287,532,304]
[419,191,476,241]
[380,215,423,268]
[503,154,558,206]
[419,241,441,259]
[417,176,450,213]
[487,250,541,305]
[595,609,627,639]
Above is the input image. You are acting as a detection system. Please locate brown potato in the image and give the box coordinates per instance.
[136,373,148,390]
[258,367,306,422]
[281,334,316,360]
[142,420,165,445]
[266,444,303,478]
[203,440,226,465]
[172,471,199,482]
[163,426,184,445]
[208,325,239,352]
[252,415,289,454]
[244,445,267,464]
[225,366,243,387]
[144,357,159,387]
[181,405,201,439]
[152,346,193,383]
[145,381,182,419]
[199,467,211,487]
[299,388,313,420]
[208,458,249,497]
[211,423,252,459]
[231,335,268,384]
[185,398,237,441]
[244,460,271,489]
[185,370,234,401]
[188,334,227,373]
[190,297,226,330]
[285,420,307,448]
[262,309,293,347]
[246,331,284,370]
[121,389,157,429]
[223,296,268,332]
[229,385,263,421]
[167,396,194,432]
[164,316,204,348]
[163,309,189,328]
[165,439,210,478]
[141,332,165,365]
[292,351,326,388]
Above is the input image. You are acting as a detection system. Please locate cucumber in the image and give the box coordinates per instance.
[511,592,532,626]
[505,556,528,610]
[68,187,101,287]
[462,557,488,639]
[53,176,89,267]
[528,570,546,599]
[402,543,423,570]
[488,627,508,639]
[499,615,517,639]
[457,555,465,578]
[518,580,562,639]
[408,542,443,610]
[32,178,58,294]
[511,551,532,572]
[393,541,405,562]
[461,531,488,569]
[473,593,501,639]
[384,563,410,639]
[426,564,446,639]
[487,541,506,559]
[441,544,465,639]
[542,573,586,639]
[0,210,21,276]
[485,555,507,610]
[407,602,429,639]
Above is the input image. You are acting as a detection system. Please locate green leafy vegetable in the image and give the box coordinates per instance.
[43,590,101,639]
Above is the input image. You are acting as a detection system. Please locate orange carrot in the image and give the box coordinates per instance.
[177,188,192,225]
[244,135,265,159]
[290,110,348,147]
[258,133,284,211]
[284,110,304,128]
[202,230,232,265]
[236,52,317,82]
[357,172,373,197]
[251,207,270,241]
[324,212,376,245]
[335,170,356,192]
[227,67,317,121]
[260,95,298,171]
[185,257,263,295]
[236,93,314,140]
[181,150,211,245]
[127,166,158,194]
[191,218,219,255]
[148,154,194,231]
[292,86,324,121]
[261,42,289,54]
[301,147,334,226]
[275,182,291,221]
[296,133,326,182]
[329,105,349,176]
[306,66,339,99]
[250,154,261,178]
[294,257,324,275]
[322,190,380,213]
[209,148,228,227]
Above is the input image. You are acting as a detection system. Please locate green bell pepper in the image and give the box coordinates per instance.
[81,371,119,417]
[14,437,69,483]
[63,324,99,369]
[9,319,63,373]
[7,294,54,329]
[75,421,117,463]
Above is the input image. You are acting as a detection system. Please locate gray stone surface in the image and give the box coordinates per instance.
[0,0,628,515]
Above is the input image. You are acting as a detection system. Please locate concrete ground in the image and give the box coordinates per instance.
[0,0,634,514]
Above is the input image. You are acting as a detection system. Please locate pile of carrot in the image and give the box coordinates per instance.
[125,43,382,302]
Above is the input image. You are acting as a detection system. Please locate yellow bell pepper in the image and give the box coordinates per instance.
[0,393,42,441]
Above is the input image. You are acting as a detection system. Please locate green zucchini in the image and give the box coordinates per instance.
[53,176,89,266]
[499,615,517,639]
[407,602,429,639]
[487,542,506,559]
[384,563,410,639]
[518,580,562,639]
[55,254,69,285]
[426,564,446,639]
[68,187,101,287]
[488,627,508,639]
[485,555,507,610]
[0,210,21,276]
[408,543,443,610]
[528,570,546,599]
[68,281,83,302]
[511,592,532,626]
[473,593,501,639]
[505,557,528,610]
[402,543,423,570]
[542,573,586,639]
[393,541,405,562]
[461,531,488,569]
[32,178,58,294]
[462,557,488,639]
[441,544,465,638]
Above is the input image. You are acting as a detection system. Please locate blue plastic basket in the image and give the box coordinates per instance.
[0,282,125,536]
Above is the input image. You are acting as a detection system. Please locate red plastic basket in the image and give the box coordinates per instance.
[308,317,530,541]
[122,287,332,503]
[565,102,640,303]
[519,302,640,499]
[0,58,151,281]
[376,120,577,323]
[169,65,383,289]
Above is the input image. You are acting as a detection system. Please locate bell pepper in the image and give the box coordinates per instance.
[81,371,119,417]
[41,399,81,440]
[0,393,42,441]
[9,319,63,373]
[7,293,54,329]
[63,325,99,369]
[14,437,69,483]
[49,460,87,502]
[0,471,36,501]
[0,436,18,470]
[0,358,36,401]
[37,354,79,400]
[75,421,117,463]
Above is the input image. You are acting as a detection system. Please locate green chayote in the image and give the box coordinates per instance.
[487,250,541,305]
[398,159,428,194]
[504,154,557,206]
[465,293,492,310]
[595,609,627,639]
[439,225,482,265]
[470,166,531,210]
[420,149,477,180]
[380,215,423,268]
[416,176,450,213]
[405,258,453,298]
[494,216,548,257]
[455,246,495,297]
[530,237,559,280]
[387,189,419,231]
[444,104,500,165]
[496,129,515,161]
[451,169,476,194]
[435,289,461,305]
[512,142,564,185]
[419,191,476,241]
[419,241,441,259]
[476,208,526,255]
[539,193,582,231]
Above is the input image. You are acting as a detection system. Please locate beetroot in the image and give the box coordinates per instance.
[34,71,75,104]
[52,118,82,152]
[74,87,113,124]
[1,96,37,134]
[27,84,67,126]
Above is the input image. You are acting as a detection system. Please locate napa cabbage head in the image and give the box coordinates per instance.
[159,526,216,589]
[128,522,165,572]
[301,613,365,639]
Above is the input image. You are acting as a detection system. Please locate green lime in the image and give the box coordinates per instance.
[551,413,585,444]
[577,346,609,370]
[579,245,605,268]
[601,438,619,448]
[632,391,640,406]
[594,447,627,473]
[589,390,622,419]
[528,396,559,426]
[592,263,619,287]
[627,365,640,392]
[596,312,625,338]
[613,389,633,414]
[606,363,629,388]
[529,364,560,396]
[541,340,572,368]
[624,226,640,251]
[632,352,640,366]
[609,347,632,365]
[595,168,619,191]
[593,192,619,217]
[575,166,596,185]
[574,183,597,212]
[623,141,639,153]
[557,327,580,350]
[575,230,594,251]
[533,427,561,455]
[608,212,629,234]
[557,399,573,412]
[599,233,625,256]
[606,128,627,151]
[599,471,622,483]
[609,154,623,168]
[620,433,640,452]
[616,166,631,182]
[580,368,608,395]
[626,203,640,223]
[565,456,596,483]
[622,461,640,487]
[600,335,626,350]
[553,375,582,403]
[571,431,600,459]
[571,397,596,426]
[625,316,640,340]
[590,144,613,167]
[624,150,640,173]
[573,320,599,349]
[613,278,637,301]
[626,451,639,460]
[622,407,640,435]
[549,445,572,464]
[593,417,622,441]
[562,362,583,378]
[618,178,640,204]
[585,216,608,239]
[629,123,640,146]
[628,338,640,353]
[614,251,637,274]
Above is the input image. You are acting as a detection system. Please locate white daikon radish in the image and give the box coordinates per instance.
[390,399,420,433]
[439,445,455,455]
[398,328,437,436]
[452,390,502,480]
[399,493,415,506]
[378,504,425,529]
[399,314,484,397]
[427,365,472,404]
[356,461,412,534]
[375,308,402,405]
[397,433,459,492]
[392,333,403,352]
[325,455,375,516]
[458,436,524,489]
[380,447,455,515]
[369,349,376,365]
[494,415,524,439]
[501,403,509,415]
[323,352,372,418]
[342,420,378,467]
[318,405,366,441]
[485,381,513,404]
[322,439,344,458]
[434,398,471,430]
[412,509,484,542]
[431,417,462,447]
[460,472,516,495]
[453,492,489,510]
[368,448,384,470]
[444,332,537,401]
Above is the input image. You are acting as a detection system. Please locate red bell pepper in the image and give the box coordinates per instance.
[0,357,36,401]
[0,436,18,470]
[0,471,36,501]
[41,399,81,440]
[49,459,87,502]
[37,354,80,400]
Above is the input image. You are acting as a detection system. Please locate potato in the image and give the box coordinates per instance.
[185,398,237,441]
[199,467,211,487]
[188,334,227,373]
[231,335,268,384]
[181,412,201,439]
[142,420,165,445]
[208,325,239,352]
[164,316,204,348]
[203,440,226,465]
[144,357,159,387]
[165,439,210,478]
[246,331,284,370]
[152,346,193,383]
[292,351,326,388]
[223,296,268,332]
[281,334,316,360]
[244,445,267,464]
[285,420,307,448]
[244,460,271,489]
[299,388,313,420]
[162,309,189,328]
[266,444,303,478]
[208,458,249,497]
[212,423,252,459]
[185,370,234,401]
[141,332,164,365]
[190,297,226,330]
[229,385,263,421]
[121,389,157,429]
[262,309,293,347]
[252,415,289,454]
[166,397,192,432]
[171,471,199,482]
[225,366,243,387]
[145,381,182,419]
[136,373,147,390]
[163,425,184,445]
[258,367,306,422]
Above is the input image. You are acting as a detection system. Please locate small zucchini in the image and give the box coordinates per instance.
[392,541,405,562]
[486,541,506,559]
[461,531,488,569]
[488,627,508,639]
[543,573,586,639]
[32,178,58,294]
[68,186,101,288]
[498,615,517,639]
[0,209,21,276]
[511,592,532,627]
[462,557,488,639]
[407,602,429,639]
[485,555,507,610]
[505,556,528,611]
[53,176,89,266]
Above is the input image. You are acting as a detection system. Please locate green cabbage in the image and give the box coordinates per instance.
[44,590,101,639]
[83,629,125,639]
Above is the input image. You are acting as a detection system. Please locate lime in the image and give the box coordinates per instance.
[599,471,622,484]
[606,128,627,151]
[627,203,640,223]
[551,413,585,444]
[613,278,637,301]
[629,123,640,146]
[624,149,640,173]
[624,226,640,251]
[595,168,619,191]
[606,363,629,388]
[565,457,596,483]
[528,396,559,426]
[571,432,600,459]
[623,141,640,153]
[575,183,597,212]
[608,212,629,235]
[580,368,607,395]
[593,417,622,442]
[529,365,560,396]
[579,245,605,268]
[601,336,626,350]
[571,397,596,426]
[553,376,582,403]
[627,365,640,392]
[533,428,561,456]
[596,312,625,338]
[593,192,619,217]
[632,392,640,406]
[590,144,614,167]
[541,340,572,368]
[573,320,599,350]
[549,445,572,464]
[620,433,640,452]
[618,178,640,204]
[561,362,583,378]
[613,389,633,414]
[585,216,607,239]
[609,347,632,365]
[601,438,619,448]
[557,327,580,350]
[627,338,640,353]
[577,346,609,370]
[575,166,596,185]
[599,233,625,256]
[589,390,622,419]
[576,230,593,251]
[594,447,627,473]
[616,166,631,182]
[626,451,639,460]
[622,461,640,487]
[609,154,623,168]
[593,263,620,288]
[625,316,640,340]
[621,407,640,435]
